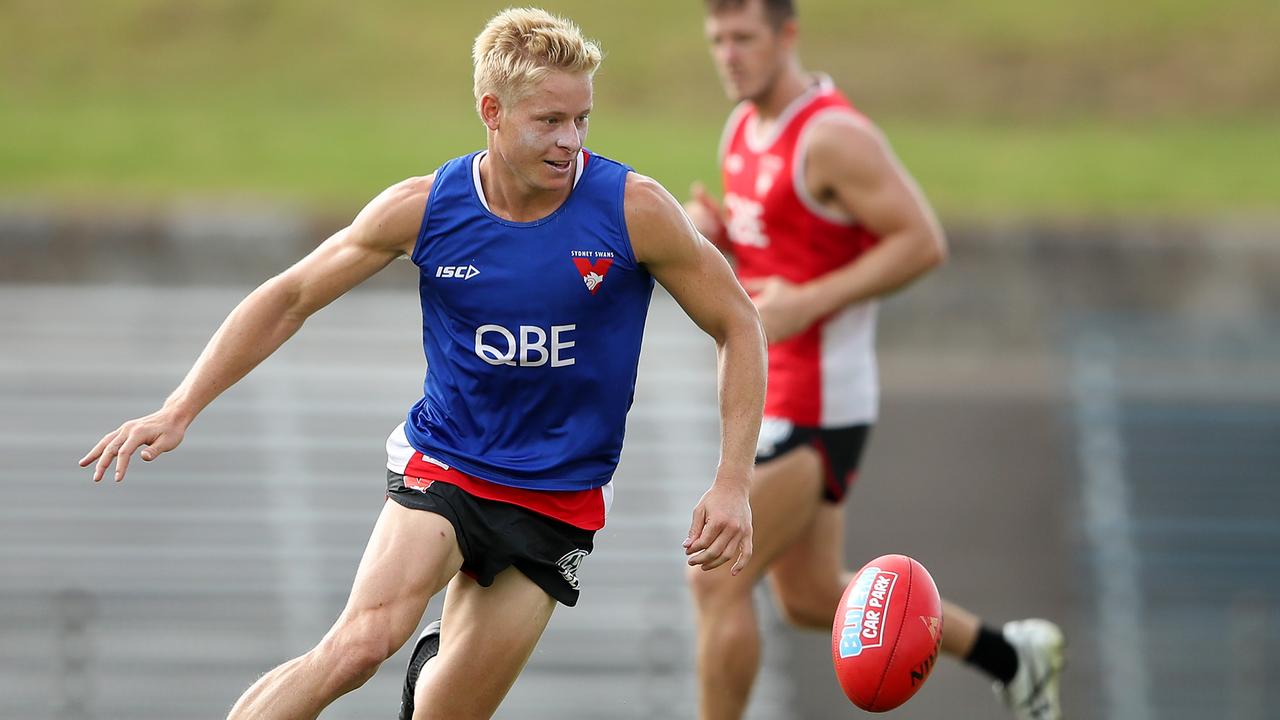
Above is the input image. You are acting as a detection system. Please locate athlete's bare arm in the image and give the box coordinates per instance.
[80,175,434,483]
[744,116,947,342]
[683,181,731,256]
[626,172,766,576]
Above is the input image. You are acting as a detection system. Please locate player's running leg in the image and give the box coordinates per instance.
[942,588,1065,719]
[766,485,1063,720]
[408,567,558,719]
[687,446,826,720]
[227,500,462,719]
[766,500,847,628]
[766,494,1015,657]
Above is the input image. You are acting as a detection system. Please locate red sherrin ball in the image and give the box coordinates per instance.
[830,554,943,712]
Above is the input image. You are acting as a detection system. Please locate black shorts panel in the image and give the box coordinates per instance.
[755,421,871,503]
[386,471,594,606]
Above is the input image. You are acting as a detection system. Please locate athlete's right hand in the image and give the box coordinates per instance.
[684,480,753,575]
[79,409,187,483]
[684,182,728,250]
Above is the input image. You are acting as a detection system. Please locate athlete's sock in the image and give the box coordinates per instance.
[964,624,1018,685]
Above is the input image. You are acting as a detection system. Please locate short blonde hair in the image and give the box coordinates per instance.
[472,7,603,113]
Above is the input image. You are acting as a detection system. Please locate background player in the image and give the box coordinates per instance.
[683,1,1065,719]
[80,8,766,719]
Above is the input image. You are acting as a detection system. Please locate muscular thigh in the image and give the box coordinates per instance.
[413,568,558,719]
[739,446,827,579]
[767,501,848,599]
[763,423,869,593]
[335,500,464,655]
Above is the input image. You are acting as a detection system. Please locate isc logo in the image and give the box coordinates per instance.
[437,264,480,280]
[475,323,576,367]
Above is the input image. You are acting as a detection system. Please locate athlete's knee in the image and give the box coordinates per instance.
[775,596,834,629]
[686,567,761,649]
[685,562,750,610]
[315,639,383,689]
[313,613,400,688]
[773,580,841,629]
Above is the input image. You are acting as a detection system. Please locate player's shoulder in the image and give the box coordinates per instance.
[802,106,892,183]
[624,171,668,203]
[623,172,695,264]
[350,174,436,251]
[624,172,683,228]
[799,78,878,143]
[805,106,881,155]
[378,174,436,211]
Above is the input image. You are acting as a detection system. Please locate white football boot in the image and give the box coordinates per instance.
[994,618,1065,720]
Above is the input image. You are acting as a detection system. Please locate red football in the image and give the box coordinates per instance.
[830,554,943,712]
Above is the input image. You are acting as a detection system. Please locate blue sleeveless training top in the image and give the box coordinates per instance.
[403,149,654,491]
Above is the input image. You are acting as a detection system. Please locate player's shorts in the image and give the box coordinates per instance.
[386,471,595,607]
[754,418,871,503]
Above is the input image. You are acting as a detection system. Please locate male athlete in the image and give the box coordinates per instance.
[682,1,1065,719]
[80,9,766,719]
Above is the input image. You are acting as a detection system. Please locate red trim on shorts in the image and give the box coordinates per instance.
[403,453,605,531]
[810,434,842,500]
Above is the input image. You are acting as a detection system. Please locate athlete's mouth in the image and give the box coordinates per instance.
[545,160,572,170]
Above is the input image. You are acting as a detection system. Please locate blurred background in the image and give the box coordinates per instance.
[2,1,1278,718]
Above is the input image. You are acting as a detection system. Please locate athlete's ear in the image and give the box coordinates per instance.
[479,93,503,131]
[778,18,798,50]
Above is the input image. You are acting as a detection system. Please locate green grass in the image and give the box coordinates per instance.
[3,99,1273,219]
[2,0,1278,217]
[883,119,1280,218]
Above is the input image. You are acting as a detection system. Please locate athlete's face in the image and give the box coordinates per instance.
[485,70,593,192]
[705,1,793,103]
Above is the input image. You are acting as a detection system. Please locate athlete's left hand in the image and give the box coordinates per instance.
[741,276,818,343]
[684,480,753,575]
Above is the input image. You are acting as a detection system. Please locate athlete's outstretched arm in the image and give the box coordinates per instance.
[627,172,767,576]
[80,175,434,482]
[744,115,947,342]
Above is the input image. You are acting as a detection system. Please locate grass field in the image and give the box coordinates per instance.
[2,0,1277,218]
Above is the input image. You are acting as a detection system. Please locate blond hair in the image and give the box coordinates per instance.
[472,8,603,113]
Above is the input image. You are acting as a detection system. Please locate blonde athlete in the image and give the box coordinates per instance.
[683,1,1065,719]
[81,9,766,720]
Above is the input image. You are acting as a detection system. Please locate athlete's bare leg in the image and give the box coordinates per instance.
[767,502,982,655]
[693,446,991,720]
[766,500,848,628]
[411,567,558,719]
[687,447,825,720]
[939,599,981,656]
[226,500,463,720]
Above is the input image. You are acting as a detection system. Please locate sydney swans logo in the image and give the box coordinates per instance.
[570,250,615,295]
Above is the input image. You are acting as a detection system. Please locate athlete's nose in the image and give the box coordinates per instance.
[556,124,581,154]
